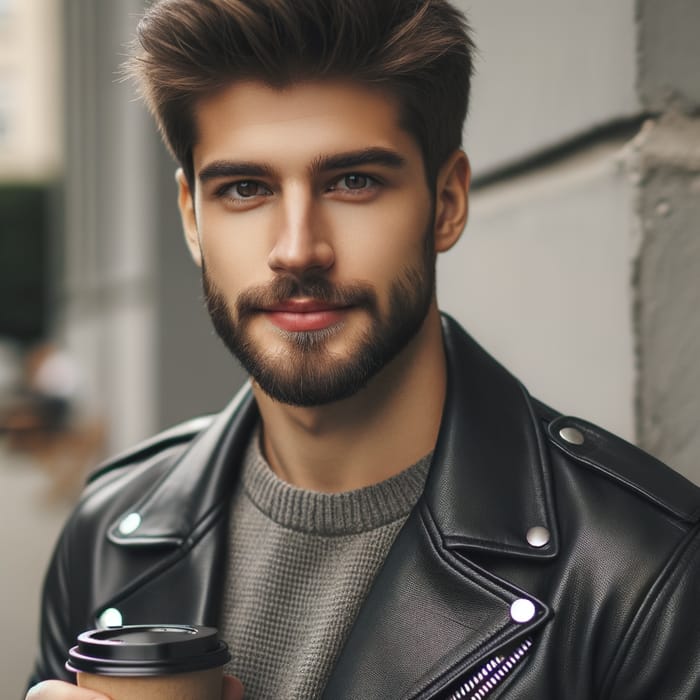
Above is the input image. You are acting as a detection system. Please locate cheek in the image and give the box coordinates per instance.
[331,197,431,278]
[196,210,272,288]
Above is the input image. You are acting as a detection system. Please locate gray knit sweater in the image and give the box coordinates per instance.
[220,428,431,699]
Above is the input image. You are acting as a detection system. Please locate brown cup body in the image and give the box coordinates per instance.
[77,666,223,700]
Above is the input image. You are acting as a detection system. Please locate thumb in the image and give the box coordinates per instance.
[26,680,109,699]
[222,674,244,700]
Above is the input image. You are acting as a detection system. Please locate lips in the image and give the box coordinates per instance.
[262,299,350,332]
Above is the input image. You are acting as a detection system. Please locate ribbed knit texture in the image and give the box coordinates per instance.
[220,428,431,699]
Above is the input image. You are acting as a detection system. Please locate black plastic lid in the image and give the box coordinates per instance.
[66,625,231,677]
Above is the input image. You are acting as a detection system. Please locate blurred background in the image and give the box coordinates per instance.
[1,0,699,695]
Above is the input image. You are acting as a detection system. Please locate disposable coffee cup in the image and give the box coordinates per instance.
[66,624,231,700]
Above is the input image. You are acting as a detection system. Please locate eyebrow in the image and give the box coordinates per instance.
[309,147,407,175]
[197,147,407,184]
[198,161,275,183]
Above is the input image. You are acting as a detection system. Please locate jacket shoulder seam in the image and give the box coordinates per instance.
[547,416,700,523]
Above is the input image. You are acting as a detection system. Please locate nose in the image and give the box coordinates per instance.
[267,186,334,275]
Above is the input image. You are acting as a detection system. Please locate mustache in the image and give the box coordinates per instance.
[233,274,378,317]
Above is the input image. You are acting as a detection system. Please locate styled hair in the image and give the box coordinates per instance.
[128,0,475,188]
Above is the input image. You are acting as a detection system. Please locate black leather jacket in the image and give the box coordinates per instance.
[31,316,700,698]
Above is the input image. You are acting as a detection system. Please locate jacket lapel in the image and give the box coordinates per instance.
[107,383,256,548]
[324,316,559,698]
[93,383,258,628]
[426,316,559,560]
[323,504,551,699]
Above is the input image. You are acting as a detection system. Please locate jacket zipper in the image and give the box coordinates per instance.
[444,637,533,700]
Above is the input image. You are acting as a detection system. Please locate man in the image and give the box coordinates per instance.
[27,1,700,698]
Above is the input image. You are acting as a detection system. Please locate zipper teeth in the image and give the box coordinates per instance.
[446,637,534,700]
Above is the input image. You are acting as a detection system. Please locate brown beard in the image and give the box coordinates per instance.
[201,234,436,407]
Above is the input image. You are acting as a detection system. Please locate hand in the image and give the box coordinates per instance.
[223,674,245,699]
[27,675,244,699]
[26,682,107,699]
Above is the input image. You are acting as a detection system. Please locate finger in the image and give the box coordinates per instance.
[26,680,110,700]
[221,674,245,700]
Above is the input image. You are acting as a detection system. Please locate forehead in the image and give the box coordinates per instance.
[190,80,421,171]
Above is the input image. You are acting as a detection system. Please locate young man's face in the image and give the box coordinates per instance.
[178,80,457,406]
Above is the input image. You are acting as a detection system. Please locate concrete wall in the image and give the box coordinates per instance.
[633,0,700,477]
[637,0,700,113]
[633,115,700,475]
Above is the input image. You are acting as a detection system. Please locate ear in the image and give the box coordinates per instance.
[176,168,203,267]
[433,150,471,254]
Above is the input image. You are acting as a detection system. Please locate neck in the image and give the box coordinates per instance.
[253,306,446,492]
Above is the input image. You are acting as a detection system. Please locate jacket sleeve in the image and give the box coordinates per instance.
[27,516,79,688]
[601,522,700,699]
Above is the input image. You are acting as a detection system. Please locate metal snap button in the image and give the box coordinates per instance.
[118,512,142,535]
[98,607,123,628]
[526,526,551,548]
[510,598,536,623]
[559,426,584,445]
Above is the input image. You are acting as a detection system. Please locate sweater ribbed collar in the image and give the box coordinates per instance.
[240,427,431,536]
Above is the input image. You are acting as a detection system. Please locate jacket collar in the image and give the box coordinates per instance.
[425,314,559,559]
[107,383,258,547]
[109,314,558,560]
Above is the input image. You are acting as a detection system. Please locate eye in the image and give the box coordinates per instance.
[340,174,370,190]
[328,173,379,194]
[230,181,268,198]
[214,180,273,207]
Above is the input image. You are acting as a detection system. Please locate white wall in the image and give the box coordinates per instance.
[439,141,637,440]
[459,0,640,176]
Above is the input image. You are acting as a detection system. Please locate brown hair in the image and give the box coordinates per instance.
[128,0,475,189]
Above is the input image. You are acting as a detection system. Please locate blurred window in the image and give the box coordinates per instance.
[0,77,13,148]
[0,0,12,31]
